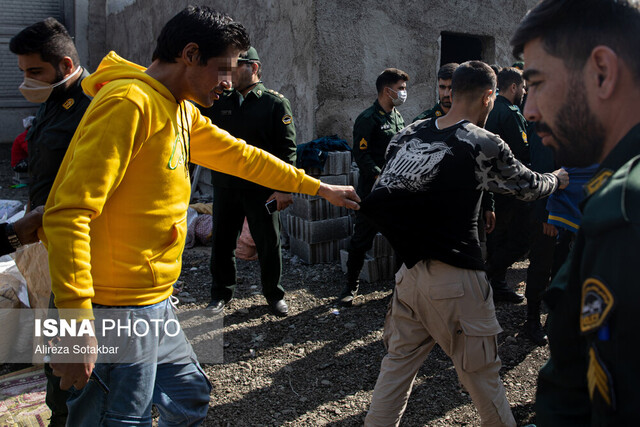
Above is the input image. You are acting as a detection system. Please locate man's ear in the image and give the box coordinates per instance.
[588,46,618,100]
[510,82,517,95]
[59,56,74,76]
[482,89,493,107]
[182,42,200,65]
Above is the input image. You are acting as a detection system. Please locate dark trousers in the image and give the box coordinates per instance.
[346,209,378,282]
[552,228,575,279]
[45,293,69,424]
[210,186,284,302]
[346,177,377,282]
[525,223,557,307]
[486,197,531,288]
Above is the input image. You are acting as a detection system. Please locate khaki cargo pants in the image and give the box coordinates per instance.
[365,260,516,427]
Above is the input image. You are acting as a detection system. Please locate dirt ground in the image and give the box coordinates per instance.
[0,144,547,426]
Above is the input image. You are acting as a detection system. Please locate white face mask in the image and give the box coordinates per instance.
[19,66,82,104]
[388,87,407,106]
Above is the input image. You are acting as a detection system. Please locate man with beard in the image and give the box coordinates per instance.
[361,61,568,427]
[413,62,458,122]
[10,18,91,426]
[484,67,530,303]
[512,0,640,424]
[414,62,496,256]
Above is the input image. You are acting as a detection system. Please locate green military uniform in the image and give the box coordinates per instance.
[347,99,404,282]
[484,95,531,298]
[27,69,91,208]
[485,95,529,164]
[536,124,640,426]
[412,102,445,123]
[203,82,296,303]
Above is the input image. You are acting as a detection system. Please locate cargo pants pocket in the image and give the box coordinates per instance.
[459,317,502,373]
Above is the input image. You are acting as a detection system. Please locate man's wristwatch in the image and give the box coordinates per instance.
[5,223,22,249]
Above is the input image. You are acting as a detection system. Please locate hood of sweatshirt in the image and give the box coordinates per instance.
[82,51,176,103]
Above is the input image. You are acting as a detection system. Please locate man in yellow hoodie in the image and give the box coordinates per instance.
[44,6,359,425]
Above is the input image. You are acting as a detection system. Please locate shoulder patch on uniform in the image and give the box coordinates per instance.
[587,345,616,410]
[62,98,74,110]
[267,89,284,98]
[359,138,368,150]
[282,114,292,125]
[521,130,528,145]
[581,277,615,334]
[585,169,613,196]
[435,110,442,117]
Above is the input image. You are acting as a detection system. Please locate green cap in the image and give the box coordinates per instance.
[239,47,260,62]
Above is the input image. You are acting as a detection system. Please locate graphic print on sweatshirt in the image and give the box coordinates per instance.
[375,119,557,201]
[378,138,453,191]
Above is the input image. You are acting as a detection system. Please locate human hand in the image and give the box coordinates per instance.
[267,192,294,211]
[317,183,360,210]
[484,210,496,234]
[13,205,44,245]
[552,168,569,190]
[50,323,98,390]
[542,223,558,237]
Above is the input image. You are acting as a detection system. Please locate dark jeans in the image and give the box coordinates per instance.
[210,186,284,302]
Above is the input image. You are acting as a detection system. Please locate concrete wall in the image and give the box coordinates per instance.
[90,0,537,145]
[314,0,537,142]
[98,0,318,144]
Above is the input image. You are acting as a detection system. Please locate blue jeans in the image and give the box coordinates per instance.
[65,298,211,426]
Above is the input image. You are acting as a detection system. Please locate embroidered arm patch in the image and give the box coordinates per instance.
[587,345,616,411]
[581,277,614,334]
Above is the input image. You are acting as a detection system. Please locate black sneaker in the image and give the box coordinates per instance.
[338,281,359,307]
[523,319,548,346]
[206,299,227,315]
[267,299,289,317]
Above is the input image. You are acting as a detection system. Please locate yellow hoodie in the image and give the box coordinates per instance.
[44,52,320,315]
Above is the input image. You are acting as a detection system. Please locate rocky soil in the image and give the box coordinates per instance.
[0,144,547,426]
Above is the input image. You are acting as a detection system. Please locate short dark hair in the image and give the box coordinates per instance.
[497,67,524,92]
[152,6,250,64]
[490,64,502,75]
[511,0,640,77]
[9,18,79,67]
[451,61,496,99]
[438,63,459,81]
[375,68,409,94]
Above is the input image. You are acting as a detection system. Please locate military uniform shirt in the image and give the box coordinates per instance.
[352,99,404,195]
[536,123,640,426]
[27,69,91,207]
[485,95,530,165]
[412,102,446,123]
[203,83,296,190]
